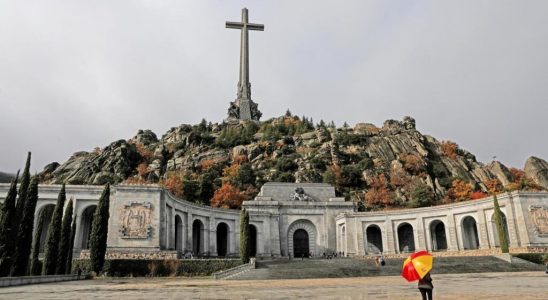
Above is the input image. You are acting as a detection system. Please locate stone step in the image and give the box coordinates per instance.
[229,256,544,280]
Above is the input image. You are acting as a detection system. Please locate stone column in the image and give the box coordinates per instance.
[503,195,520,247]
[477,210,490,249]
[209,217,216,256]
[269,214,281,256]
[384,218,396,254]
[416,217,426,250]
[446,214,459,251]
[186,212,193,251]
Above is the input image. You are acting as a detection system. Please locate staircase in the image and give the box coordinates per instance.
[228,256,544,280]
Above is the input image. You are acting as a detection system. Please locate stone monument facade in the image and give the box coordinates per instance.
[226,8,263,121]
[1,184,547,259]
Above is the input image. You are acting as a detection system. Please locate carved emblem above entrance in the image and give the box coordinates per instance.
[120,201,153,239]
[529,205,548,237]
[292,187,311,201]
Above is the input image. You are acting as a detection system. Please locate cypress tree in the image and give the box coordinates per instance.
[43,184,66,275]
[11,176,39,276]
[0,171,19,276]
[56,199,73,274]
[30,205,53,275]
[65,215,77,274]
[15,153,31,223]
[493,193,509,253]
[239,208,250,263]
[89,184,111,273]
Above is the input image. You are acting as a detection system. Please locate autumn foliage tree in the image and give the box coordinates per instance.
[365,174,394,209]
[441,141,459,160]
[211,183,246,209]
[443,179,473,203]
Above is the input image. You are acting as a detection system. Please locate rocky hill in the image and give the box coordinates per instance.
[38,115,548,210]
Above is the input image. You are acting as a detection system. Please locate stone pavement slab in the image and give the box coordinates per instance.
[0,271,547,299]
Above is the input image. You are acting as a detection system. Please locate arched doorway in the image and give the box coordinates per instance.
[175,215,183,252]
[36,204,55,253]
[192,219,204,255]
[430,220,447,251]
[287,220,317,257]
[217,222,229,257]
[293,229,310,258]
[80,205,96,249]
[462,216,479,249]
[491,212,509,247]
[248,224,257,257]
[397,223,415,253]
[366,225,383,254]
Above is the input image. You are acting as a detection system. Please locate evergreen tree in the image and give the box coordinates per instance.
[65,215,77,274]
[56,199,73,274]
[11,176,39,276]
[239,209,250,263]
[0,171,19,276]
[493,193,509,253]
[235,163,255,189]
[30,205,53,275]
[89,184,111,273]
[42,184,66,275]
[15,153,31,223]
[199,171,217,205]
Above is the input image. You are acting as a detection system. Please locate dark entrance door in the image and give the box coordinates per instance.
[293,229,309,258]
[249,225,257,257]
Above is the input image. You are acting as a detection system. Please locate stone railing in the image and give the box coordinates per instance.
[213,258,256,280]
[0,274,87,287]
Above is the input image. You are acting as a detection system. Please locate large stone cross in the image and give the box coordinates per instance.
[226,8,263,121]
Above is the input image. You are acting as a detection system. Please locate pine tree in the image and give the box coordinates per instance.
[65,215,77,274]
[11,176,39,276]
[239,209,250,263]
[493,193,509,253]
[0,171,19,276]
[56,199,73,274]
[15,153,31,223]
[42,184,66,275]
[89,184,111,273]
[30,205,53,275]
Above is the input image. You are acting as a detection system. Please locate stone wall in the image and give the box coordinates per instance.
[79,249,178,260]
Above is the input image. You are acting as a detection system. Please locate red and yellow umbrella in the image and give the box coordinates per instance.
[401,250,433,282]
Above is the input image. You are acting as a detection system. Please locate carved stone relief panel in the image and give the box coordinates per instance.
[120,201,153,239]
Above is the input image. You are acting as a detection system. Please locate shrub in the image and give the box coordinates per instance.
[275,158,298,173]
[72,259,243,277]
[365,174,394,209]
[408,181,435,208]
[440,141,459,160]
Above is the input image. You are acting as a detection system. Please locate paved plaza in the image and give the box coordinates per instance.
[0,272,547,299]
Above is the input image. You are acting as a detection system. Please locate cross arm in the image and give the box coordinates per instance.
[247,23,264,31]
[226,22,244,29]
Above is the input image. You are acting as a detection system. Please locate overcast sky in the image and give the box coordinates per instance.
[1,0,547,173]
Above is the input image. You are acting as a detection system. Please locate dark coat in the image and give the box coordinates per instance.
[418,273,433,289]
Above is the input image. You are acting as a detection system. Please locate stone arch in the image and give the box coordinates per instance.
[287,220,317,257]
[175,215,183,252]
[248,224,257,257]
[192,219,205,255]
[397,223,415,253]
[35,204,55,253]
[216,222,229,257]
[491,211,509,247]
[365,224,383,254]
[80,205,97,249]
[462,216,479,250]
[429,220,447,251]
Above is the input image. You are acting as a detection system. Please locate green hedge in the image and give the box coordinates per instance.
[512,253,548,265]
[72,259,243,277]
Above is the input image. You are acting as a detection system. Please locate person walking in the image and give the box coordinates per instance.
[418,272,433,300]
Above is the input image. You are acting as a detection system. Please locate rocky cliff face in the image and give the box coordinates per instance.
[38,115,547,208]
